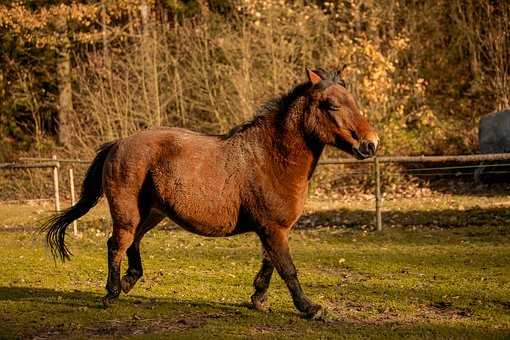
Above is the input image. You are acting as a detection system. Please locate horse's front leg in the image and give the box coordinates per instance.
[250,249,274,311]
[258,228,324,319]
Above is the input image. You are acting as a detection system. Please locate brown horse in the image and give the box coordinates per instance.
[43,68,378,319]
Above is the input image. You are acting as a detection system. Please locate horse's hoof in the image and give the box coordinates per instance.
[250,294,269,312]
[102,295,118,308]
[120,276,134,294]
[303,304,326,320]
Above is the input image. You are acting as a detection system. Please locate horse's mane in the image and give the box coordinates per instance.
[218,82,309,139]
[219,68,345,140]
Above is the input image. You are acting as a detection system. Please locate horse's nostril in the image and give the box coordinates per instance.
[367,141,376,155]
[360,141,376,156]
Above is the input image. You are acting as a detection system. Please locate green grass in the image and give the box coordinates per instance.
[0,197,509,339]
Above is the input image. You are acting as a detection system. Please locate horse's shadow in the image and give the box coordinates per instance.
[0,286,268,338]
[1,286,508,339]
[0,285,249,313]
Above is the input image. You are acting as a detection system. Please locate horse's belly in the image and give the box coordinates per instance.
[156,172,243,236]
[165,197,241,237]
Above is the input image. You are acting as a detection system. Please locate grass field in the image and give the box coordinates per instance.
[0,194,509,339]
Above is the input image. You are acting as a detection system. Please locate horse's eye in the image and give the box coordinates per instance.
[319,100,341,111]
[327,102,341,111]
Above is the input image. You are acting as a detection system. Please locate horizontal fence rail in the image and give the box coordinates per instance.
[1,152,510,234]
[10,152,510,168]
[18,157,90,164]
[319,153,510,164]
[0,161,59,169]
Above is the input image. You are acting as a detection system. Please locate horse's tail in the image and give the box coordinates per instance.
[42,141,116,261]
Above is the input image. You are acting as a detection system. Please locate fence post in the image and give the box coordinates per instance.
[374,157,382,231]
[69,167,78,236]
[52,155,60,212]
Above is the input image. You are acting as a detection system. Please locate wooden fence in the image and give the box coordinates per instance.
[2,153,510,234]
[0,156,82,235]
[319,153,510,231]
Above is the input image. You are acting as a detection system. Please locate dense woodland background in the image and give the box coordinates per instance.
[0,0,509,162]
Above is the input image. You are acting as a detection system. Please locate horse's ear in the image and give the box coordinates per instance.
[306,68,322,85]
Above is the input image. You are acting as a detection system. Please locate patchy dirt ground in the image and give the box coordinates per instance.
[0,194,509,339]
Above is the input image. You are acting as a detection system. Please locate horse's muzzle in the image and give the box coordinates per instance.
[353,140,378,160]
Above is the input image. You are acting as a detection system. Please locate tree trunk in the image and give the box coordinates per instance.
[56,18,73,145]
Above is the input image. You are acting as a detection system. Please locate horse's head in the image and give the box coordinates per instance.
[303,68,379,159]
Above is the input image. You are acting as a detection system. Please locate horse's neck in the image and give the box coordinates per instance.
[265,97,324,182]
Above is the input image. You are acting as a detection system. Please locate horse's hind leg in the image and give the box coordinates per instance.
[103,228,135,306]
[250,249,274,311]
[102,200,140,306]
[121,212,164,294]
